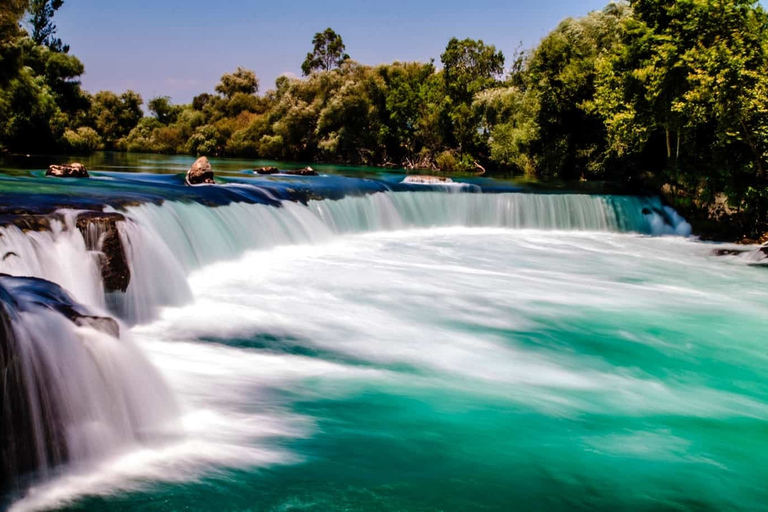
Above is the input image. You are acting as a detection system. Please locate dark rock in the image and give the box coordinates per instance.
[46,163,89,178]
[255,166,280,175]
[185,156,215,185]
[285,167,318,176]
[74,315,120,338]
[712,248,749,257]
[75,212,131,293]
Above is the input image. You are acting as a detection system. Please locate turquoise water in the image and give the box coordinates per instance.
[8,226,767,512]
[0,155,764,511]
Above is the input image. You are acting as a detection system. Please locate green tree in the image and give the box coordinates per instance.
[148,96,182,124]
[301,28,350,76]
[519,3,630,179]
[28,0,69,53]
[441,38,505,104]
[440,38,504,156]
[89,90,143,147]
[215,67,259,99]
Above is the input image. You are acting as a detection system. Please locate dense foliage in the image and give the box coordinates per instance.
[1,1,767,238]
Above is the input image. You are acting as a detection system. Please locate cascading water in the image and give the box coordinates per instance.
[100,191,691,323]
[0,188,701,510]
[0,275,178,491]
[2,191,689,324]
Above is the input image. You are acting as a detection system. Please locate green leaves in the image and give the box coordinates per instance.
[301,28,350,76]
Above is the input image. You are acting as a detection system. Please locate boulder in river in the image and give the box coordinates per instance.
[75,212,131,293]
[285,167,318,176]
[185,156,215,185]
[255,166,280,175]
[46,163,89,178]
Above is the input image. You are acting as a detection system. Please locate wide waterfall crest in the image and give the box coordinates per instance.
[0,191,690,324]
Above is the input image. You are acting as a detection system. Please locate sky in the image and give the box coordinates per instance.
[53,0,611,104]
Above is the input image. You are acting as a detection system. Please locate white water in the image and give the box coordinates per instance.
[0,191,691,324]
[0,190,703,510]
[10,226,768,511]
[0,280,179,489]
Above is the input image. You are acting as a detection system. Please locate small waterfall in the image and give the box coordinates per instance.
[0,275,178,489]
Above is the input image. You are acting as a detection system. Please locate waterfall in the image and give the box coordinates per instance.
[0,191,690,324]
[0,188,690,493]
[0,276,178,489]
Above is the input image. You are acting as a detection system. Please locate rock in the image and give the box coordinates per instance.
[185,156,215,185]
[712,248,749,257]
[75,212,130,293]
[46,163,89,178]
[403,175,454,185]
[285,167,318,176]
[255,166,280,175]
[74,315,120,338]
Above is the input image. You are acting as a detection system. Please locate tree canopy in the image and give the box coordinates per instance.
[301,28,350,75]
[2,3,768,239]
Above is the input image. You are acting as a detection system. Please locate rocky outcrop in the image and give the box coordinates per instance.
[75,212,130,293]
[255,166,280,175]
[185,157,215,185]
[46,163,89,178]
[285,167,318,176]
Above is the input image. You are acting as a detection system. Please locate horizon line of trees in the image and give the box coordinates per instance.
[1,0,768,238]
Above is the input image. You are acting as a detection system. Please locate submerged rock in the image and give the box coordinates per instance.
[403,175,454,185]
[712,248,749,257]
[185,156,215,185]
[255,166,280,175]
[712,245,768,263]
[75,212,131,293]
[46,163,89,178]
[285,167,318,176]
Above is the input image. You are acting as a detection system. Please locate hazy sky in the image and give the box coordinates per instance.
[53,0,610,104]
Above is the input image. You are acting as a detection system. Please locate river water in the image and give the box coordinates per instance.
[1,155,767,511]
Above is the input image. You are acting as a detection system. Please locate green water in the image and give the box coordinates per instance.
[9,227,765,512]
[0,154,764,512]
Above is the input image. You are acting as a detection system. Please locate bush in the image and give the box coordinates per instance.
[435,150,473,172]
[63,126,103,153]
[185,125,223,156]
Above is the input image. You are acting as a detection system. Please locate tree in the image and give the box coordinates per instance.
[301,28,350,75]
[28,0,69,53]
[441,38,504,104]
[192,93,213,111]
[0,0,26,44]
[89,90,143,147]
[439,38,504,155]
[148,96,182,124]
[517,3,630,179]
[215,67,259,99]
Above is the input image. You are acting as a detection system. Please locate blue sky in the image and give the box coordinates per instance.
[54,0,610,104]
